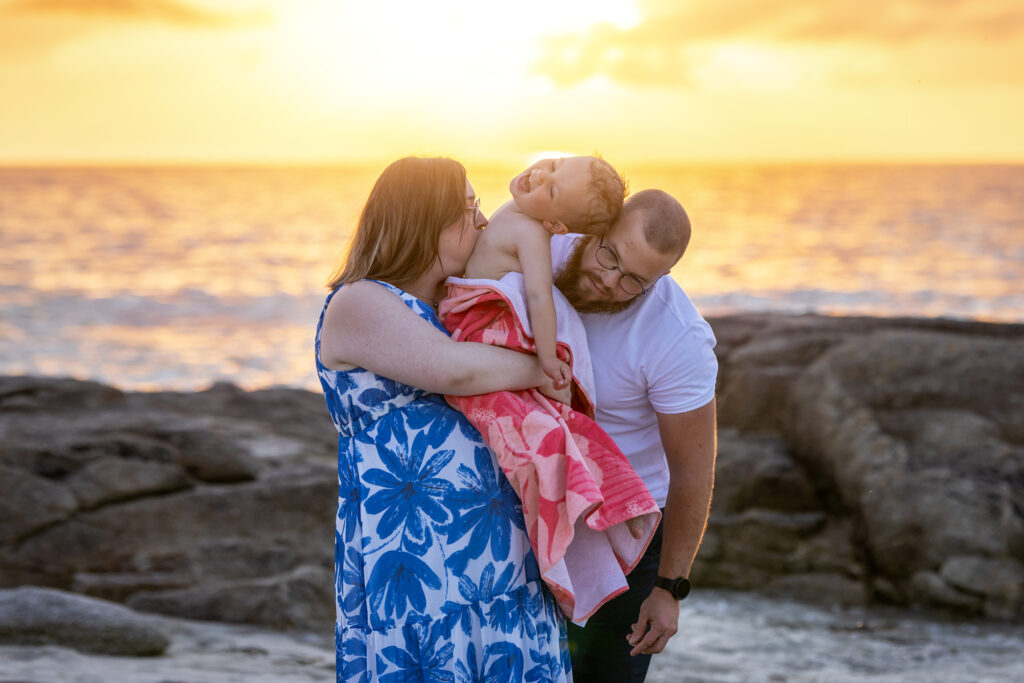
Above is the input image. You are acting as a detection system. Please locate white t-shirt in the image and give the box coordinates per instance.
[552,235,718,506]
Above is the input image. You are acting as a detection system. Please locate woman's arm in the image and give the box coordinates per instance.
[320,280,550,396]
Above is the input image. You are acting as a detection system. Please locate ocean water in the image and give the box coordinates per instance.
[1,163,1021,391]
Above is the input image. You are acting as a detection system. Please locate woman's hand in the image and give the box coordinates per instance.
[536,359,573,405]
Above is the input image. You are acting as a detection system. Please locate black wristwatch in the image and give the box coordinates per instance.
[654,575,691,600]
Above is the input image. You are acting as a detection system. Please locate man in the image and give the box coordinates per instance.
[552,189,718,682]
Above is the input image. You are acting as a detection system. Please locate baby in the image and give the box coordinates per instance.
[438,155,658,620]
[463,155,626,389]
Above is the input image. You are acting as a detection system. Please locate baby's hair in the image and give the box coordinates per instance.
[564,155,628,235]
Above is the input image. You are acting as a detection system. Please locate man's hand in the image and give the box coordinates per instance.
[626,588,679,656]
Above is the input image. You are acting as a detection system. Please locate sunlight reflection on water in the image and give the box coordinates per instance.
[1,164,1021,390]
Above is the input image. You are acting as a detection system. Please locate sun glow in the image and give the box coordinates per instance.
[260,0,641,107]
[1,0,1022,163]
[177,0,647,161]
[690,43,820,92]
[527,150,578,164]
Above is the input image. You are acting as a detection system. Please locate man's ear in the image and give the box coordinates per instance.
[541,220,569,235]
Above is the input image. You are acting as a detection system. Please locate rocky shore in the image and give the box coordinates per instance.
[700,313,1024,620]
[1,313,1022,671]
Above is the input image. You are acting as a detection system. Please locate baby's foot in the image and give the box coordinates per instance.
[626,517,644,540]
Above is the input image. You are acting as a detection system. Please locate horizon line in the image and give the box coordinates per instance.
[2,156,1023,168]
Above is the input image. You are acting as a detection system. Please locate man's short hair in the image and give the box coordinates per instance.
[622,189,690,260]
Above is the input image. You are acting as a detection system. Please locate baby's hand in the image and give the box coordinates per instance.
[537,379,572,406]
[542,356,572,391]
[537,358,572,405]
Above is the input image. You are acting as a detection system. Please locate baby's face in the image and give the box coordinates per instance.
[509,156,593,224]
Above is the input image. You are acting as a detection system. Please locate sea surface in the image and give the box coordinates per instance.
[1,163,1022,391]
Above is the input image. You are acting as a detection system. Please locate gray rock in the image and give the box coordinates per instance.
[72,571,194,602]
[711,509,827,555]
[689,561,780,591]
[876,408,1003,455]
[3,313,1023,626]
[789,519,863,579]
[0,586,169,655]
[940,555,1024,619]
[769,324,1024,617]
[161,428,260,483]
[763,572,867,606]
[0,466,77,544]
[870,576,904,604]
[717,366,800,433]
[726,330,848,368]
[127,382,337,452]
[908,571,984,613]
[695,508,861,593]
[860,472,1017,578]
[665,314,1024,619]
[0,376,123,412]
[126,564,335,630]
[9,473,335,580]
[0,376,337,630]
[67,457,192,509]
[697,509,826,579]
[713,431,819,513]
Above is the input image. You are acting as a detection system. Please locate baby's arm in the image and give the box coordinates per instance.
[516,221,571,390]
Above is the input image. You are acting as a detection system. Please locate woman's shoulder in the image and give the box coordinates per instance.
[332,278,399,298]
[326,279,437,330]
[329,279,408,310]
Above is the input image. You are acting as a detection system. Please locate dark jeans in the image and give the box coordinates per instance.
[567,516,664,683]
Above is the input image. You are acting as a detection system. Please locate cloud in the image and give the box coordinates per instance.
[534,0,1024,87]
[2,0,267,27]
[0,0,269,63]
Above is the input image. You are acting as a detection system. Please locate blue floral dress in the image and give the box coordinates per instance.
[316,281,572,683]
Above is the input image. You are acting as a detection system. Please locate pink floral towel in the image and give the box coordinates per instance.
[439,280,661,623]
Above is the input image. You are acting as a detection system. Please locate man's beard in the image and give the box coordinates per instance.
[554,236,637,315]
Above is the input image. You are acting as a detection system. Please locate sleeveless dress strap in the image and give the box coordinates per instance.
[315,279,446,438]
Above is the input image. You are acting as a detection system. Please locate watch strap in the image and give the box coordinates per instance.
[654,575,691,600]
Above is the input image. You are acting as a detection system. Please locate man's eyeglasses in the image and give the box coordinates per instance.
[595,236,653,296]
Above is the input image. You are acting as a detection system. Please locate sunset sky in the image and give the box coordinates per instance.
[1,0,1022,164]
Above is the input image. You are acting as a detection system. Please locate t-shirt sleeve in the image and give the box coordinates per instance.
[645,319,718,414]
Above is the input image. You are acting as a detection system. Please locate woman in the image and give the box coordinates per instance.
[315,157,572,682]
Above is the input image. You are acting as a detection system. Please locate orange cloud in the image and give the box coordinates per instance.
[3,0,267,26]
[0,0,269,62]
[534,0,1024,87]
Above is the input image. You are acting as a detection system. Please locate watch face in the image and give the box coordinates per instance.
[657,576,691,600]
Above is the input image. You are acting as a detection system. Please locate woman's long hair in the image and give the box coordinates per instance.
[327,157,467,290]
